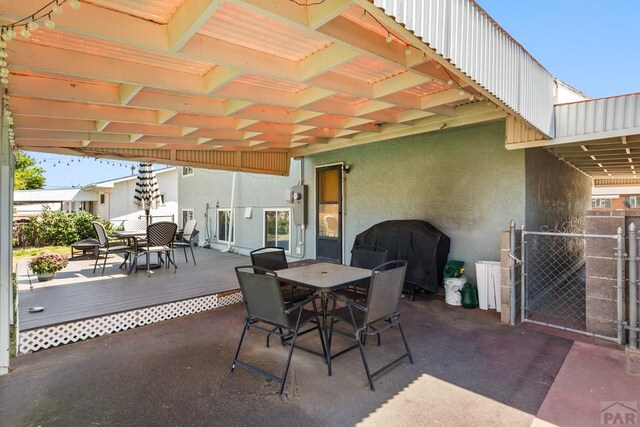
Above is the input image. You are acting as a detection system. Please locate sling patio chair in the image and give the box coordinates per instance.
[173,219,197,265]
[250,246,314,305]
[328,260,414,391]
[231,266,327,395]
[337,245,388,301]
[92,221,132,276]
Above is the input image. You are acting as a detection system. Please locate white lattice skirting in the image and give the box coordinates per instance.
[19,291,244,354]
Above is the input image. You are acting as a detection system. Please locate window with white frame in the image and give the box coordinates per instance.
[264,208,291,252]
[591,198,612,208]
[182,209,194,228]
[217,208,235,243]
[182,166,194,176]
[625,196,640,208]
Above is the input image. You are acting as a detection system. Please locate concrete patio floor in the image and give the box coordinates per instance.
[3,293,635,426]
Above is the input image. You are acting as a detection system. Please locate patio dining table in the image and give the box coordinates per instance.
[276,262,371,369]
[115,230,161,274]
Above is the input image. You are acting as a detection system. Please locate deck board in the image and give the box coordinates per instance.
[18,248,249,330]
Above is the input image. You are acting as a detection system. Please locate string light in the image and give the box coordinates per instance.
[0,1,81,89]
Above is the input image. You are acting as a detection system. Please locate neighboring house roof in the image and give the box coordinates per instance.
[13,188,97,204]
[82,167,177,190]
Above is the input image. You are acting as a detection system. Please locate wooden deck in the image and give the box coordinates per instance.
[17,247,249,330]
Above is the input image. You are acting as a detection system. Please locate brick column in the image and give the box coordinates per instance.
[585,210,626,337]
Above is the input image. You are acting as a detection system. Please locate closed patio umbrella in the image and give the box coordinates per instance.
[133,163,161,227]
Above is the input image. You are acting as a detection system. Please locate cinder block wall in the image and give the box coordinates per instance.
[585,210,625,337]
[500,227,521,324]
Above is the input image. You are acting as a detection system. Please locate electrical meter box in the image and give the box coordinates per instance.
[291,184,307,226]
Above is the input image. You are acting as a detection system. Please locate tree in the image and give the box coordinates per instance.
[14,151,46,190]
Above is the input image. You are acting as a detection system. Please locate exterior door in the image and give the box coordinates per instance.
[316,165,342,263]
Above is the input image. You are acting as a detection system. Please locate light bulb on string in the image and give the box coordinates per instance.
[27,20,39,31]
[69,0,81,10]
[404,45,411,56]
[52,4,64,14]
[0,51,8,59]
[0,33,10,42]
[44,18,55,29]
[20,29,31,38]
[7,29,16,39]
[385,33,392,43]
[0,41,5,48]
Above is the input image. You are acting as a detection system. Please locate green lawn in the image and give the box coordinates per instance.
[13,246,69,264]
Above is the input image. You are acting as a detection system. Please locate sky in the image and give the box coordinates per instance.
[27,0,640,188]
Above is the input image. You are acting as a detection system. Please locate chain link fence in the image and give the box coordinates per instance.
[519,229,623,343]
[522,233,586,330]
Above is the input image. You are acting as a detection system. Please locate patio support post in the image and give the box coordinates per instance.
[509,220,516,326]
[0,97,14,375]
[616,226,625,345]
[629,223,638,348]
[520,225,526,323]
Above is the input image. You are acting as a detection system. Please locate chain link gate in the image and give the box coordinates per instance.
[516,228,624,343]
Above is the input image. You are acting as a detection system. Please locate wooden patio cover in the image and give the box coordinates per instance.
[0,0,505,176]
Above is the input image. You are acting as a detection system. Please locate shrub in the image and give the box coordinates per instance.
[28,253,69,274]
[19,208,113,247]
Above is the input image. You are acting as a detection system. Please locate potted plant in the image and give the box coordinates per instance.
[28,254,69,282]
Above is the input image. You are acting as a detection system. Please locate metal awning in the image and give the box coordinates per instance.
[0,0,517,175]
[506,93,640,179]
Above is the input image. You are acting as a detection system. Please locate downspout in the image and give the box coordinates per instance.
[221,172,236,252]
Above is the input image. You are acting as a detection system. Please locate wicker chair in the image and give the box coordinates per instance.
[138,221,178,277]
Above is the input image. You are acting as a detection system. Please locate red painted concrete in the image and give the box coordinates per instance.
[536,341,640,426]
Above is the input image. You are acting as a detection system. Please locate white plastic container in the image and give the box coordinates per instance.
[443,276,467,306]
[475,261,501,311]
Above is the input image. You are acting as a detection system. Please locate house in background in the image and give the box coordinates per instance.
[592,178,640,210]
[178,163,303,255]
[14,167,178,229]
[14,187,99,220]
[82,167,178,229]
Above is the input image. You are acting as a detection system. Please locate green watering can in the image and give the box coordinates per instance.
[459,283,479,309]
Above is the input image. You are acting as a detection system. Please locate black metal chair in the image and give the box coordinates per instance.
[250,246,313,304]
[91,221,131,275]
[173,219,197,265]
[138,221,178,277]
[328,260,413,391]
[336,245,388,301]
[231,266,327,395]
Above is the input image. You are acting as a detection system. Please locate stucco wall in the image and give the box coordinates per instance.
[525,148,592,232]
[304,121,525,283]
[107,168,179,228]
[177,161,302,254]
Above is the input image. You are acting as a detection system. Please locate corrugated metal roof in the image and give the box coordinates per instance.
[14,188,96,203]
[373,0,555,137]
[555,94,640,140]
